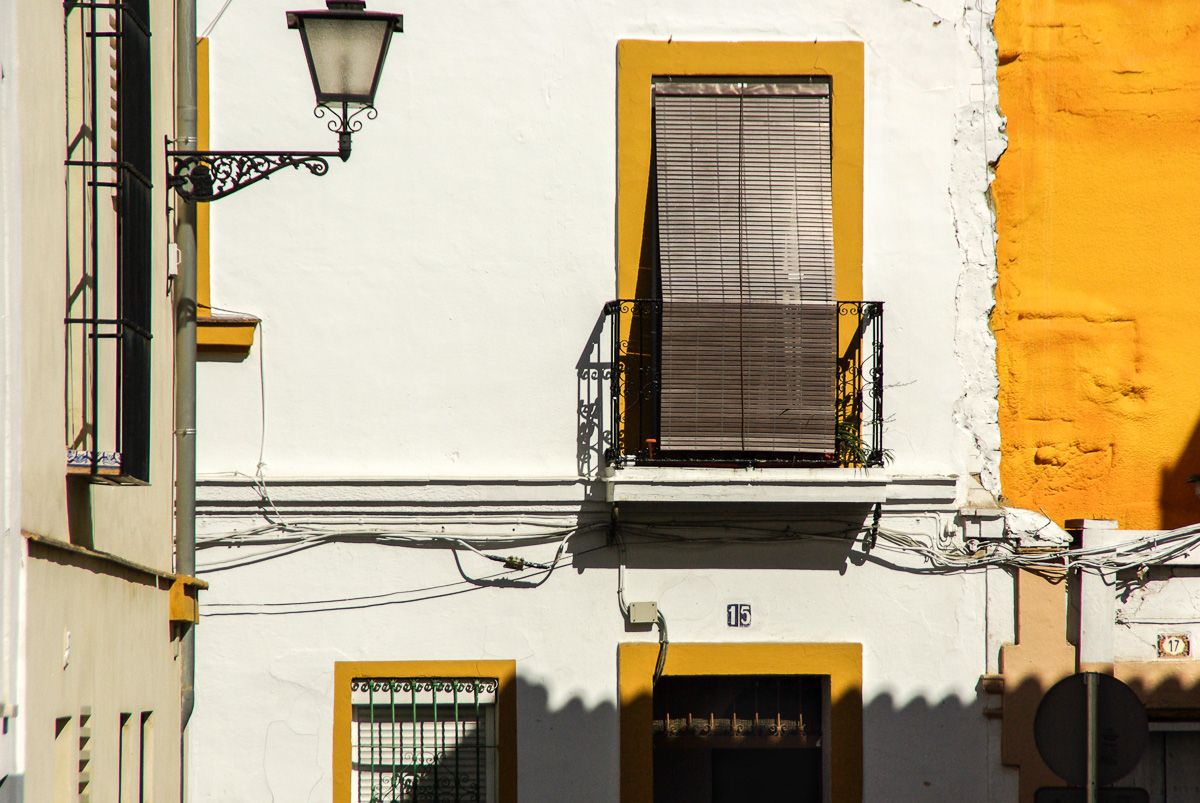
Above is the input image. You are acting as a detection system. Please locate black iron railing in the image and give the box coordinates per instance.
[603,299,884,468]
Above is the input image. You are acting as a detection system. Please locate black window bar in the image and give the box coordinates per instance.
[604,300,884,468]
[64,0,153,484]
[351,677,499,803]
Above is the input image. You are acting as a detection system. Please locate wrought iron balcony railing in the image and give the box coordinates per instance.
[603,299,884,468]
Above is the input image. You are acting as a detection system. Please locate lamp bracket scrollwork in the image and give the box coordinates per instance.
[165,104,382,202]
[166,148,344,203]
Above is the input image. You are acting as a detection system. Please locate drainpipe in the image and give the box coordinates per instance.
[174,0,198,790]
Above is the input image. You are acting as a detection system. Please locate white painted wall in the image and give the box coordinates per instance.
[193,0,1012,799]
[195,0,1002,482]
[191,484,999,802]
[0,0,25,793]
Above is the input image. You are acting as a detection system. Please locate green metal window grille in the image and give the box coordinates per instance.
[351,677,499,803]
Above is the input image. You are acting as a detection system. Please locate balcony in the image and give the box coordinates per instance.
[603,299,884,470]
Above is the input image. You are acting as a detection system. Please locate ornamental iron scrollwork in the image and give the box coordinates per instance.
[166,103,378,202]
[351,677,500,695]
[603,298,885,468]
[166,150,338,202]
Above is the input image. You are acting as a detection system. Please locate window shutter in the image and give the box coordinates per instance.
[653,81,836,454]
[117,0,153,480]
[654,89,744,450]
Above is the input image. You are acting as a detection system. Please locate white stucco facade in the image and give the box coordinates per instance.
[192,0,1017,800]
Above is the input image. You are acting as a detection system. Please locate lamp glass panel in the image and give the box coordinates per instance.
[304,17,390,101]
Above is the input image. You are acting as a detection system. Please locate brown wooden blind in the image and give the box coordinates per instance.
[653,80,836,453]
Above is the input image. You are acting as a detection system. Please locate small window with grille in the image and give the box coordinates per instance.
[351,677,499,803]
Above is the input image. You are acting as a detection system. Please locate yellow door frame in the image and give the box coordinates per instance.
[618,642,863,802]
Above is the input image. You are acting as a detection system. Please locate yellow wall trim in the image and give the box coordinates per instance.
[196,37,257,355]
[618,642,863,803]
[332,660,518,803]
[22,529,207,589]
[196,315,259,351]
[616,40,864,302]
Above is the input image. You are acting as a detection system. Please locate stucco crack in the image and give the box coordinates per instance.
[899,0,953,25]
[949,0,1005,495]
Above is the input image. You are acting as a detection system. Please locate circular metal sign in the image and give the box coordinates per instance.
[1034,672,1148,786]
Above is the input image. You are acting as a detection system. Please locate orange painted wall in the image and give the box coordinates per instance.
[994,0,1200,529]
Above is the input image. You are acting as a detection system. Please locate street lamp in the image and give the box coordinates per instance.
[167,0,403,202]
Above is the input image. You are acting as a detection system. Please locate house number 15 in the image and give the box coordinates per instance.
[726,603,752,628]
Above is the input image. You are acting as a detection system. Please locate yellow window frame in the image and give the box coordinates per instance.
[615,39,864,303]
[618,642,863,803]
[195,37,259,354]
[332,659,519,803]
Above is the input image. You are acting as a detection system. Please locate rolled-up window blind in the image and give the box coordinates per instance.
[653,80,836,453]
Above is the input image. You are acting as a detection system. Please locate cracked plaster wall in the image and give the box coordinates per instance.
[1115,567,1200,663]
[994,0,1200,528]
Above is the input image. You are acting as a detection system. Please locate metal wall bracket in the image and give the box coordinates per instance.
[166,148,344,202]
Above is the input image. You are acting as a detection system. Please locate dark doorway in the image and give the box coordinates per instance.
[652,675,826,803]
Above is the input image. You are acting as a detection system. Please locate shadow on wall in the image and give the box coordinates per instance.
[572,513,866,572]
[576,307,611,479]
[576,668,998,801]
[244,650,1200,801]
[516,677,619,803]
[1160,412,1200,529]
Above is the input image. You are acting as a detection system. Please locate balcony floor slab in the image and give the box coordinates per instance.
[602,466,958,505]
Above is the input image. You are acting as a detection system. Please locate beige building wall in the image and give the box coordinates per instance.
[21,556,181,803]
[12,0,185,799]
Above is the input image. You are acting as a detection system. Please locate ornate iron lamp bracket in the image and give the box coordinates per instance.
[166,149,343,202]
[166,103,377,203]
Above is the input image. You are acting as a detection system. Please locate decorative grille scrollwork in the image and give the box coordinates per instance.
[351,677,500,695]
[603,298,884,467]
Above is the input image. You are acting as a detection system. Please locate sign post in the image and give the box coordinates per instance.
[1034,672,1149,803]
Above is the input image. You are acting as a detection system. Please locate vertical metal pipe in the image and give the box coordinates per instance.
[1085,672,1098,803]
[174,0,198,799]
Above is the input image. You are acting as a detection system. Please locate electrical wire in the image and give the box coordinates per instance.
[202,543,608,616]
[195,428,1200,624]
[199,0,235,39]
[653,610,669,685]
[197,523,608,572]
[615,529,669,686]
[196,511,1200,581]
[197,301,285,527]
